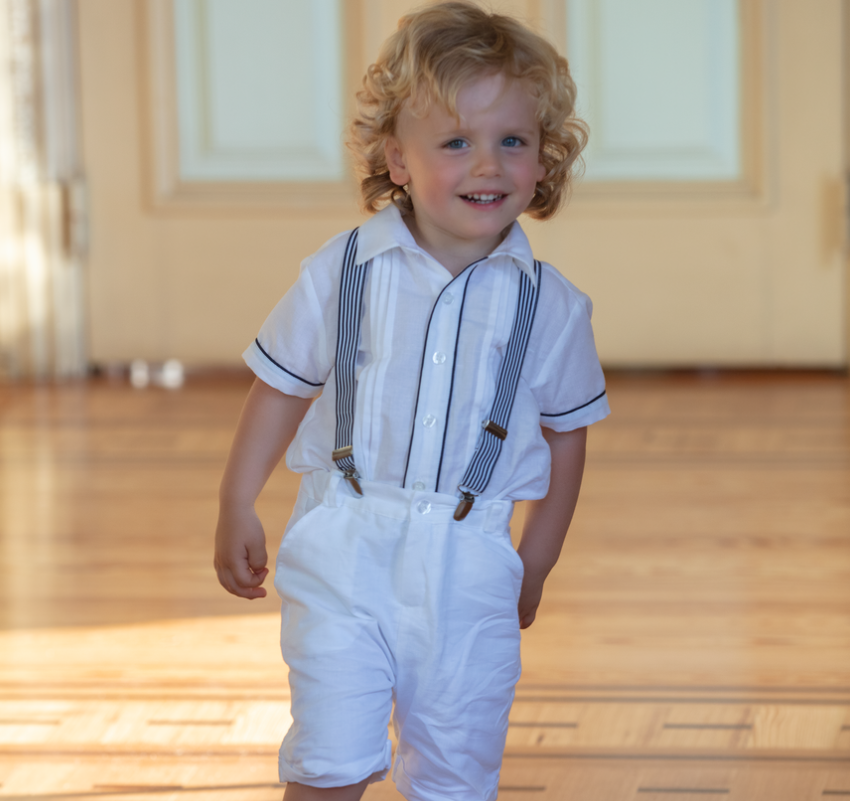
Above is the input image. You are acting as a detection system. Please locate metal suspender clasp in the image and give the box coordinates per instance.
[454,490,475,521]
[341,471,363,496]
[332,445,353,462]
[332,446,363,496]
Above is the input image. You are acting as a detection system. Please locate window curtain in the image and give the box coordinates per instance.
[0,0,86,380]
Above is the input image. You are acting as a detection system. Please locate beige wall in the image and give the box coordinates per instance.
[78,0,847,368]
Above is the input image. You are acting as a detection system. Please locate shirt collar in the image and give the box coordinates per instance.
[356,203,538,286]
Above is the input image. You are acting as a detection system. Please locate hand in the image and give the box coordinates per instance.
[214,504,269,599]
[213,381,312,600]
[515,426,587,629]
[517,564,545,629]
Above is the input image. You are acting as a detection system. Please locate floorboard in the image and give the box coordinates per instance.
[1,370,848,799]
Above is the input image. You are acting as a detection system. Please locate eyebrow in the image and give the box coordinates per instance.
[438,125,538,137]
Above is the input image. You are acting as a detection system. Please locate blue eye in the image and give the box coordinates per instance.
[502,136,523,147]
[444,139,467,149]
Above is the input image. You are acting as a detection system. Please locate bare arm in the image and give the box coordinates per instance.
[516,426,587,628]
[214,378,312,599]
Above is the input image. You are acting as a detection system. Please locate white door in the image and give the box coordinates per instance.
[78,0,846,368]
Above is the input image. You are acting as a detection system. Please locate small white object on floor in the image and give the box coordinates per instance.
[129,359,149,389]
[159,359,185,389]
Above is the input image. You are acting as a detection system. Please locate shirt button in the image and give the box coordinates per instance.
[412,481,426,491]
[422,414,437,428]
[442,292,454,305]
[417,501,432,515]
[432,352,447,365]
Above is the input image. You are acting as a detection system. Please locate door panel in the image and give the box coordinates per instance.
[568,0,742,182]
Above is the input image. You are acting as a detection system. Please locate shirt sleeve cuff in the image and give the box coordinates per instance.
[242,340,325,399]
[540,389,610,432]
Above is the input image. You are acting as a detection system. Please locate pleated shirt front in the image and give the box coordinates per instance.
[243,204,609,502]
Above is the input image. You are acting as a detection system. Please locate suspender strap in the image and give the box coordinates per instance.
[332,228,370,496]
[455,260,542,520]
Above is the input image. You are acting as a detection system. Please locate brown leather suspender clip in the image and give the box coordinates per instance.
[482,420,507,440]
[454,491,475,521]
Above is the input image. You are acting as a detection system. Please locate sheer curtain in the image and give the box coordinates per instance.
[0,0,86,380]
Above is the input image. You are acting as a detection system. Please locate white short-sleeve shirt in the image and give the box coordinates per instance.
[244,204,609,502]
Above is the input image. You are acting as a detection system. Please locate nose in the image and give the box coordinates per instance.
[472,145,501,177]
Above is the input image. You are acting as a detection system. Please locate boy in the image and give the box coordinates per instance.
[214,3,609,800]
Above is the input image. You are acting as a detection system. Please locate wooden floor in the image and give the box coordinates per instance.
[0,369,848,799]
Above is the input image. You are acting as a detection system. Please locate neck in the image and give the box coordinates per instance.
[403,215,508,277]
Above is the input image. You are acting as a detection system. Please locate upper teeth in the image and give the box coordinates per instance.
[467,193,501,201]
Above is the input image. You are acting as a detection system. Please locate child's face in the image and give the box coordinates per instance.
[385,72,545,264]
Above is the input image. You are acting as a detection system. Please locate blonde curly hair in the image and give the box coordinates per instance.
[348,1,587,220]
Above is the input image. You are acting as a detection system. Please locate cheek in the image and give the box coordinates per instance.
[511,157,545,190]
[536,160,546,182]
[412,160,458,196]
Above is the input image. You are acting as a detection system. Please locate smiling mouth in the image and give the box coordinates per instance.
[461,193,505,204]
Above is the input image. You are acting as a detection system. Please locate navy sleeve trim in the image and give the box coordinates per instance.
[540,389,607,418]
[254,339,325,387]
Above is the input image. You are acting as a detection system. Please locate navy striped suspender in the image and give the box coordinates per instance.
[331,229,369,495]
[454,260,542,520]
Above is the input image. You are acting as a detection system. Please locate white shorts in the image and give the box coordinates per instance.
[274,470,523,801]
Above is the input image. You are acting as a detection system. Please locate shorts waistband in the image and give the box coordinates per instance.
[299,470,514,533]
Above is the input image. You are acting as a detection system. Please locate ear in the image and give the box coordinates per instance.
[385,136,411,187]
[536,157,546,184]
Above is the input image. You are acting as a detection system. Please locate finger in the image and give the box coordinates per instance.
[246,541,269,573]
[229,554,266,589]
[517,597,538,628]
[216,557,264,592]
[231,583,268,600]
[218,565,268,599]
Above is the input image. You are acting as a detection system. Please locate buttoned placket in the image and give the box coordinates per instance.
[404,262,481,494]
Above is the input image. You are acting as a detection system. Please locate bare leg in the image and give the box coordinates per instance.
[283,777,371,801]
